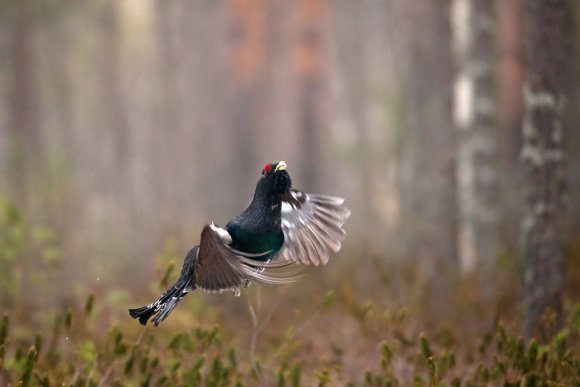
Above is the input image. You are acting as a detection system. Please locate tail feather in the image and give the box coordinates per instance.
[129,305,158,325]
[151,288,186,326]
[129,246,198,326]
[128,280,192,326]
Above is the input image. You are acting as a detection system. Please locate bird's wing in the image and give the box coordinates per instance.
[195,224,299,293]
[280,190,350,266]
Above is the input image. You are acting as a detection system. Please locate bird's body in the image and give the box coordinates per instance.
[129,161,350,326]
[227,164,290,255]
[226,198,284,258]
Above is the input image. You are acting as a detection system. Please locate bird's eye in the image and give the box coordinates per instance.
[262,164,272,175]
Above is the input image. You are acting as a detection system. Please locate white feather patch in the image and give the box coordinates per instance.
[281,202,294,214]
[210,222,233,244]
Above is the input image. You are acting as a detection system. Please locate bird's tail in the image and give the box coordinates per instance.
[129,246,198,326]
[128,278,193,326]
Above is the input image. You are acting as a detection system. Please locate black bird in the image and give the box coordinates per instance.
[129,161,350,326]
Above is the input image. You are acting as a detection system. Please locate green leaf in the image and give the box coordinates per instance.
[85,293,95,316]
[34,333,43,354]
[78,340,98,363]
[64,308,73,330]
[322,290,335,309]
[277,369,286,387]
[290,362,301,387]
[0,314,9,347]
[315,369,331,387]
[124,355,135,375]
[526,339,539,370]
[550,329,568,359]
[419,334,432,359]
[476,364,489,384]
[42,246,62,265]
[21,346,37,387]
[380,341,394,370]
[227,346,237,369]
[426,356,437,386]
[570,303,580,332]
[438,349,454,379]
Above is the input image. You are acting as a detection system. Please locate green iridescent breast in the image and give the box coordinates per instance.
[227,224,284,257]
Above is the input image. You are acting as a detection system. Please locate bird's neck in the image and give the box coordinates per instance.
[251,183,283,210]
[248,191,282,215]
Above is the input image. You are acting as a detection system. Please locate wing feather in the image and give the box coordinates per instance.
[280,190,350,265]
[196,224,300,293]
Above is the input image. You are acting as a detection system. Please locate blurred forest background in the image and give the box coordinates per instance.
[1,0,579,385]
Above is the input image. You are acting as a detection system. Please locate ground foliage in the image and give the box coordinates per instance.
[1,199,579,386]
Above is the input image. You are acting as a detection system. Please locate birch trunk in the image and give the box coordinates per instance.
[452,0,499,275]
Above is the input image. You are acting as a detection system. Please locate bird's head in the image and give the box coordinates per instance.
[258,160,292,197]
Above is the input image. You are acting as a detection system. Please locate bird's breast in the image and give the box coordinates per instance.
[227,224,284,257]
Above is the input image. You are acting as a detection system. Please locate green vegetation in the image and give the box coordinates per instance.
[0,297,578,385]
[0,198,579,386]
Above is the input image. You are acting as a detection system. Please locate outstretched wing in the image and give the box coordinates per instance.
[195,224,299,293]
[280,190,350,266]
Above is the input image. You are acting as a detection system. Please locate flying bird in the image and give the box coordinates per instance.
[129,161,350,326]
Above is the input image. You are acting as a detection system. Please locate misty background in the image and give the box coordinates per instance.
[0,0,579,328]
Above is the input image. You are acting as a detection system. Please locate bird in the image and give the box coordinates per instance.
[129,161,350,326]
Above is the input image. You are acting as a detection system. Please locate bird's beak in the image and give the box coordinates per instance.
[275,161,287,172]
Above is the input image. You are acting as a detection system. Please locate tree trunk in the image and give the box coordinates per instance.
[452,0,499,278]
[521,0,571,340]
[567,3,580,235]
[395,1,458,297]
[497,0,524,253]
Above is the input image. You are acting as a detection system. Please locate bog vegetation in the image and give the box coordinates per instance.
[1,198,579,386]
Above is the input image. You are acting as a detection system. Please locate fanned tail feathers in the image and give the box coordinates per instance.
[129,246,198,326]
[128,279,192,326]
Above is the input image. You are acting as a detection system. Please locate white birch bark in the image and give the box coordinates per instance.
[452,0,499,275]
